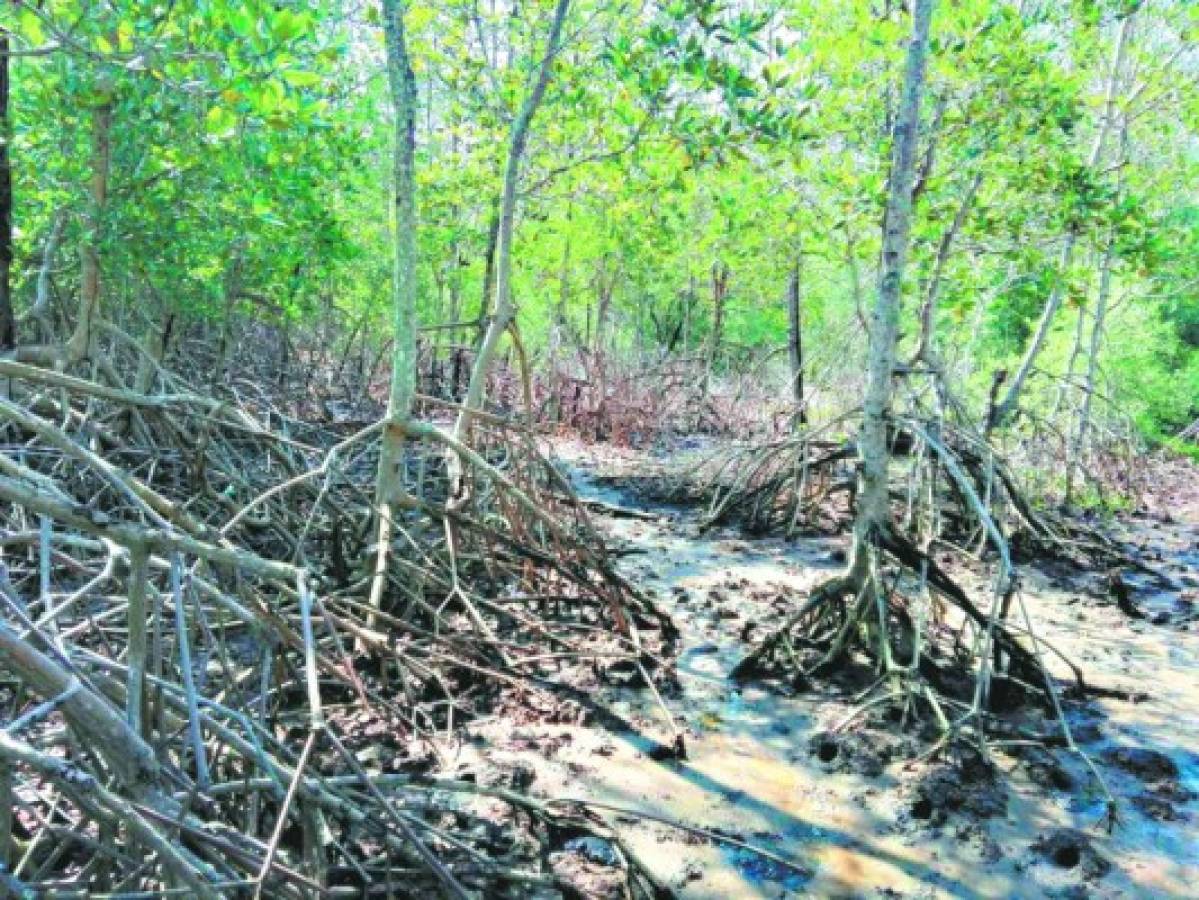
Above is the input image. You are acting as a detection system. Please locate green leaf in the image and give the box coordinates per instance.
[272,10,309,43]
[230,9,254,37]
[205,105,238,137]
[282,70,323,88]
[117,20,135,53]
[17,9,46,46]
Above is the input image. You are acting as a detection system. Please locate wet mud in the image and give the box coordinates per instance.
[444,440,1199,898]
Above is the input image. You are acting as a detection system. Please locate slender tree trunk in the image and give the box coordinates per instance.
[912,172,982,365]
[1064,236,1113,505]
[213,245,245,384]
[376,0,419,505]
[786,247,806,426]
[1066,116,1130,505]
[134,313,174,395]
[368,0,421,620]
[683,272,694,350]
[592,254,614,355]
[26,210,64,341]
[854,0,934,550]
[477,200,499,345]
[545,213,572,422]
[453,0,570,450]
[67,93,114,363]
[1052,297,1089,422]
[910,171,982,421]
[557,206,572,327]
[844,222,868,333]
[703,260,728,400]
[0,30,13,351]
[989,11,1133,430]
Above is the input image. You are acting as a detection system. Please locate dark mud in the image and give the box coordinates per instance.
[441,439,1199,898]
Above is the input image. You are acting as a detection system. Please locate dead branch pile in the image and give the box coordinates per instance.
[0,351,676,898]
[694,413,1162,583]
[542,350,780,446]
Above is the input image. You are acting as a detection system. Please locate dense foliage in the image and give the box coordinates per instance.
[2,0,1197,451]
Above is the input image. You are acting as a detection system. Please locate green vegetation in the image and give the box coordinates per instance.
[2,0,1194,456]
[0,1,1196,896]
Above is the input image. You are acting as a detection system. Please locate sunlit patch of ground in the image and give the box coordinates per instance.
[438,440,1199,898]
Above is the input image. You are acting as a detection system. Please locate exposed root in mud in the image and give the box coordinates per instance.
[722,412,1123,822]
[0,350,678,897]
[694,412,1170,587]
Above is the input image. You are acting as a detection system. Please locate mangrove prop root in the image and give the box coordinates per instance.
[0,348,675,898]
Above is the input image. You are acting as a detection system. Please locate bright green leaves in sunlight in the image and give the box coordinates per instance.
[2,0,1196,442]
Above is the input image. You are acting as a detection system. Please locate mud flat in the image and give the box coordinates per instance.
[444,440,1199,899]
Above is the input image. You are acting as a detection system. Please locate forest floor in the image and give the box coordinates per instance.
[449,437,1199,899]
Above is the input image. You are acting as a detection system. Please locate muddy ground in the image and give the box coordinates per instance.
[442,440,1199,899]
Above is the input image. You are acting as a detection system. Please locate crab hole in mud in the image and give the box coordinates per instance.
[1052,842,1081,870]
[911,797,934,820]
[817,739,839,763]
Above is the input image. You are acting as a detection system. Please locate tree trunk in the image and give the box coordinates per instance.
[367,0,421,622]
[593,254,614,356]
[911,171,982,420]
[855,0,934,549]
[683,272,694,350]
[1052,296,1089,422]
[67,92,114,363]
[844,222,868,333]
[376,0,420,509]
[1066,115,1130,505]
[134,313,174,395]
[477,199,499,346]
[703,260,728,400]
[452,0,570,450]
[0,30,13,351]
[912,171,982,366]
[26,211,64,342]
[786,247,806,426]
[1064,235,1113,505]
[989,11,1133,431]
[213,247,244,383]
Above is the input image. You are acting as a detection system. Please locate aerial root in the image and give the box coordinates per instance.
[0,348,677,897]
[725,417,1121,822]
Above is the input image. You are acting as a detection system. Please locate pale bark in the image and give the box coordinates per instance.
[133,312,174,395]
[369,0,421,620]
[453,0,571,447]
[855,0,934,545]
[844,222,868,332]
[66,94,114,363]
[0,619,159,794]
[1052,296,1089,422]
[376,0,420,509]
[989,11,1134,430]
[593,254,615,356]
[1064,234,1114,505]
[912,172,982,366]
[27,210,66,340]
[1066,116,1130,503]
